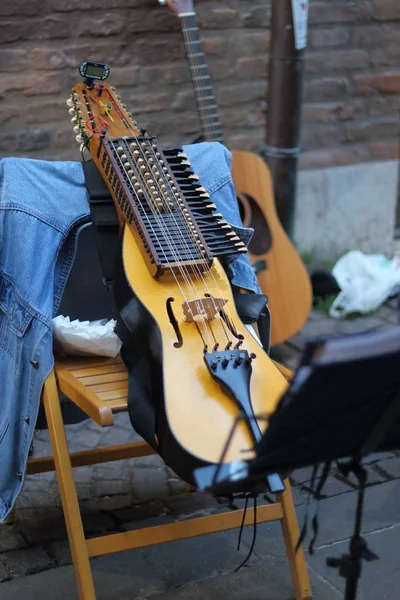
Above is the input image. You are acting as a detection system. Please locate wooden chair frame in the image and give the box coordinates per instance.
[23,357,312,600]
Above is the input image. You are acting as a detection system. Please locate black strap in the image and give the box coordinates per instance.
[233,291,270,354]
[82,160,120,290]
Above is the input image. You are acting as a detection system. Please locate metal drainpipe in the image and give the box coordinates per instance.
[260,0,305,239]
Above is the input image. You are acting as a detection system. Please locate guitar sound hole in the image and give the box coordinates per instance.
[237,193,272,256]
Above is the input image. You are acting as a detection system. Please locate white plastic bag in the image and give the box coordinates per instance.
[329,250,400,319]
[52,315,122,357]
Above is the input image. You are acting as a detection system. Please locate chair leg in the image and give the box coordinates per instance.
[277,479,312,600]
[43,370,96,600]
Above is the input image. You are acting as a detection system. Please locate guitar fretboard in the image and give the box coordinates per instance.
[180,14,224,144]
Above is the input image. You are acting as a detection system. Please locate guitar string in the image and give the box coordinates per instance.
[140,139,225,317]
[118,135,215,348]
[143,140,234,348]
[181,14,224,143]
[141,138,236,348]
[111,136,215,348]
[135,136,233,349]
[182,17,223,142]
[115,135,214,349]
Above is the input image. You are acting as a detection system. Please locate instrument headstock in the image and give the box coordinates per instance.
[66,62,141,150]
[158,0,194,16]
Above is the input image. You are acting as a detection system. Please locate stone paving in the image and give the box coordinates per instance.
[1,297,400,599]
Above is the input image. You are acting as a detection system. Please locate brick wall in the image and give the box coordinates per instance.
[0,0,399,169]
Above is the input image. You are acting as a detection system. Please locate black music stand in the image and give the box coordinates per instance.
[194,325,400,600]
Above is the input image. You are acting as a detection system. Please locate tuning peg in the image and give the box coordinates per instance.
[75,134,83,143]
[116,147,124,155]
[71,117,78,124]
[68,108,75,116]
[66,98,74,107]
[73,126,80,134]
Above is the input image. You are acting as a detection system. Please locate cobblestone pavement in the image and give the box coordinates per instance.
[1,298,399,599]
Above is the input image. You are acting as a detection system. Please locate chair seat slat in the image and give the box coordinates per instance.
[97,388,129,402]
[90,380,128,393]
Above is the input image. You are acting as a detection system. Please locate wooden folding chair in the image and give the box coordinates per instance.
[25,354,312,600]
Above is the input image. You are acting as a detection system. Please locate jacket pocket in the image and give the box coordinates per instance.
[0,275,34,355]
[0,277,34,443]
[0,345,12,444]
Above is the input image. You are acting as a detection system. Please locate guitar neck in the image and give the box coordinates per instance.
[180,13,224,144]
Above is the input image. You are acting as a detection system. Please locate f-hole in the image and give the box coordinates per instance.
[166,297,183,348]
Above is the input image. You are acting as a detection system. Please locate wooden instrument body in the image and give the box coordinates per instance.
[120,227,288,479]
[70,78,288,483]
[232,150,313,347]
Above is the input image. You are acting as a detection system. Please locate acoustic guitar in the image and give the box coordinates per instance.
[160,0,312,347]
[67,61,288,490]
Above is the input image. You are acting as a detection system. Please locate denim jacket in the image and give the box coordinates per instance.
[0,141,260,521]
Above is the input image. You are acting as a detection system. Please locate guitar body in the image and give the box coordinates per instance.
[159,0,312,348]
[119,225,288,482]
[232,150,312,347]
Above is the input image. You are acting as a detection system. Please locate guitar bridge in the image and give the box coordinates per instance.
[183,297,227,321]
